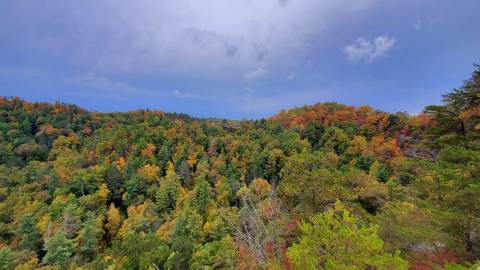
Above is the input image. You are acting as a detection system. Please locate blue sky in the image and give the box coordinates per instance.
[0,0,479,119]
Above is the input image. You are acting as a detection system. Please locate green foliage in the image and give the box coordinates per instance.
[16,214,42,252]
[156,163,181,214]
[43,232,76,267]
[377,202,447,252]
[193,176,212,218]
[0,247,14,270]
[280,151,349,212]
[76,212,101,262]
[288,201,408,270]
[167,209,202,269]
[112,232,169,270]
[320,126,349,155]
[105,164,123,204]
[0,66,480,269]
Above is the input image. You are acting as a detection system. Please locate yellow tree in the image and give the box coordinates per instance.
[105,203,123,240]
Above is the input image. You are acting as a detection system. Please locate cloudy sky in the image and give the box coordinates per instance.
[1,0,479,119]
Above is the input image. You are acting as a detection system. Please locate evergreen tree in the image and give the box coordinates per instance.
[0,247,13,270]
[76,212,101,262]
[16,214,42,252]
[43,231,76,267]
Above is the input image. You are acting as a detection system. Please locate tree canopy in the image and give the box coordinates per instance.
[0,65,480,269]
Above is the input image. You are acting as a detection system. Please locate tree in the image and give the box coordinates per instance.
[118,201,157,238]
[124,173,148,206]
[320,126,349,155]
[60,203,82,239]
[193,176,212,218]
[377,202,446,252]
[236,187,286,268]
[190,238,240,270]
[111,232,169,270]
[177,159,191,185]
[214,176,233,207]
[424,64,480,145]
[105,203,123,241]
[280,151,349,213]
[345,135,368,160]
[43,231,76,266]
[166,209,202,270]
[302,121,324,148]
[105,164,123,206]
[288,201,408,270]
[0,247,13,270]
[442,64,480,113]
[17,214,42,252]
[76,212,101,262]
[156,162,181,214]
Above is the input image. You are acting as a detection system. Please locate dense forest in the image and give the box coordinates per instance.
[0,65,479,270]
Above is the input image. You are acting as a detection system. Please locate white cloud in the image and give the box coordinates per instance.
[242,67,268,81]
[344,35,396,63]
[69,72,139,94]
[173,89,199,99]
[68,72,170,99]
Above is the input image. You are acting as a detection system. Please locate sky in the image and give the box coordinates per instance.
[0,0,479,119]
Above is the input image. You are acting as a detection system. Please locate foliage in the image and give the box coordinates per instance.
[288,201,408,269]
[0,65,479,269]
[43,232,76,267]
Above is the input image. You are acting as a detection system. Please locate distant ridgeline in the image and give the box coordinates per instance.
[0,65,479,269]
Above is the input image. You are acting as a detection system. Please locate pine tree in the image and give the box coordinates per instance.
[76,212,101,262]
[16,214,42,252]
[0,247,13,270]
[43,231,76,266]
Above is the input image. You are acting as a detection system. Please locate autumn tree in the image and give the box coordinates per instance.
[105,203,123,241]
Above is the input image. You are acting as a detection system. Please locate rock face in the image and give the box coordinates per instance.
[408,242,438,253]
[222,125,239,132]
[468,226,480,260]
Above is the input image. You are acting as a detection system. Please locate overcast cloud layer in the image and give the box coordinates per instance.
[0,0,479,118]
[2,0,374,75]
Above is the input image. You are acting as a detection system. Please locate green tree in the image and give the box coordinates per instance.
[166,209,202,270]
[424,64,480,145]
[76,212,101,262]
[280,151,348,213]
[112,232,169,270]
[193,176,212,218]
[156,162,181,214]
[105,164,124,205]
[288,201,408,270]
[43,231,76,267]
[320,126,349,155]
[124,173,147,206]
[0,247,14,270]
[16,214,42,252]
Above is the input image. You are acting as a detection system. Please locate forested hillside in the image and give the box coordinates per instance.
[0,65,479,270]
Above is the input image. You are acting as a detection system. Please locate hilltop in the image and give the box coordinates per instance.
[0,65,479,269]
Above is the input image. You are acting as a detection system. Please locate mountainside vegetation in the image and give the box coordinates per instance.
[0,65,479,269]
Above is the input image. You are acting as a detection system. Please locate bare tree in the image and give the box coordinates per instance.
[235,189,285,267]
